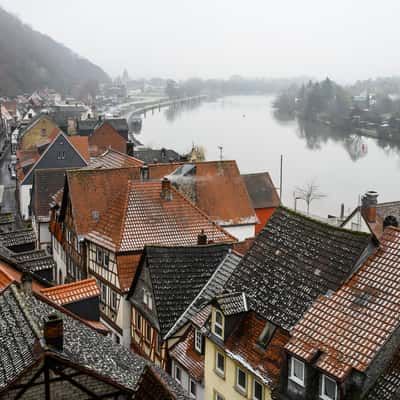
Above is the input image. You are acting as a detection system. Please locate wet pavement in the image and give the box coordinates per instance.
[0,145,17,214]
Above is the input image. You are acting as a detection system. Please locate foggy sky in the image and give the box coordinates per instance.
[1,0,399,82]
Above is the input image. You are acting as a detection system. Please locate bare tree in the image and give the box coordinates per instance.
[295,181,326,215]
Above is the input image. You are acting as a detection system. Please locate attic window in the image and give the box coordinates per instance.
[194,328,203,353]
[143,289,153,310]
[213,309,224,339]
[257,321,276,348]
[289,357,305,387]
[320,374,337,400]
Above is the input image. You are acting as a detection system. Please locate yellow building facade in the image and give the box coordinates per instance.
[20,116,59,150]
[204,336,272,400]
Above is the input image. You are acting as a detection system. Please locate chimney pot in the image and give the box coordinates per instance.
[44,314,64,351]
[197,229,207,245]
[160,177,172,201]
[361,191,378,223]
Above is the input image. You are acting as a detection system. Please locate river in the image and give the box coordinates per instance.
[137,95,400,217]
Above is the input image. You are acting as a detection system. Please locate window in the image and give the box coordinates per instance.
[214,391,224,400]
[289,357,305,387]
[194,329,203,353]
[41,128,47,136]
[100,282,107,304]
[145,321,152,342]
[96,248,103,264]
[215,351,225,377]
[213,309,224,339]
[253,380,263,400]
[257,321,276,348]
[320,375,337,400]
[111,291,118,311]
[155,333,161,354]
[57,151,65,160]
[236,367,247,393]
[103,251,109,267]
[189,379,197,398]
[135,311,142,331]
[143,289,153,310]
[66,229,71,244]
[174,363,181,383]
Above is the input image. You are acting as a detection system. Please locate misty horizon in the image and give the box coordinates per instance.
[1,0,400,84]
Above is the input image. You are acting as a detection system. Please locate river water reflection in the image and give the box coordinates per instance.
[138,95,400,217]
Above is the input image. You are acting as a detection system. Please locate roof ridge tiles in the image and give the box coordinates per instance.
[278,205,372,237]
[10,284,44,347]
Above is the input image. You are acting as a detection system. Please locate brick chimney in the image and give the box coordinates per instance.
[44,314,64,351]
[361,191,378,223]
[160,177,172,201]
[197,229,207,245]
[21,270,32,295]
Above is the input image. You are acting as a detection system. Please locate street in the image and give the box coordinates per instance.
[0,145,17,214]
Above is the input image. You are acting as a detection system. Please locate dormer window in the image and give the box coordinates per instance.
[213,309,224,339]
[289,357,305,387]
[320,375,337,400]
[257,321,276,348]
[143,288,153,310]
[194,328,203,353]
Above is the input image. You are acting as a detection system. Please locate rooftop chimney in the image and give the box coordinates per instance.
[140,165,149,181]
[197,229,207,245]
[21,270,32,295]
[44,314,63,351]
[361,191,378,223]
[160,177,172,201]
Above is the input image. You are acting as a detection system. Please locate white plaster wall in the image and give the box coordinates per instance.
[223,224,255,241]
[39,222,51,249]
[19,184,32,220]
[52,235,67,284]
[172,360,204,400]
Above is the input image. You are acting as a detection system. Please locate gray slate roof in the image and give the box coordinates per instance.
[165,251,242,338]
[0,229,36,248]
[133,147,184,164]
[130,244,232,338]
[215,291,248,316]
[0,285,189,398]
[225,206,372,330]
[366,351,400,400]
[242,172,280,209]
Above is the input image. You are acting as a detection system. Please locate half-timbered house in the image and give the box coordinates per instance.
[127,244,233,370]
[50,168,235,346]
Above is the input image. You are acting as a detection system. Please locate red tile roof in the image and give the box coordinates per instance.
[286,227,400,381]
[88,148,144,169]
[0,260,45,292]
[40,278,100,305]
[67,169,235,252]
[148,161,257,226]
[222,311,290,386]
[170,327,204,382]
[69,136,90,162]
[116,254,141,292]
[0,268,15,291]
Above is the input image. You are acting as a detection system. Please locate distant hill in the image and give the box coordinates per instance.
[0,7,110,97]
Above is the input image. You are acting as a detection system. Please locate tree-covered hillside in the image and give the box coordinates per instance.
[0,7,110,96]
